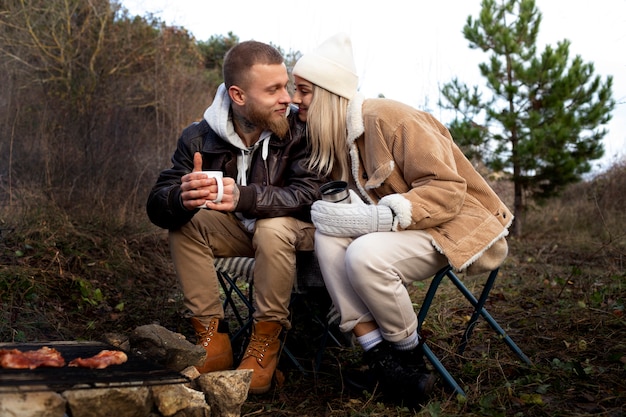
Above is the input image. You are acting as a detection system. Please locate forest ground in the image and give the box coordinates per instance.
[1,164,625,416]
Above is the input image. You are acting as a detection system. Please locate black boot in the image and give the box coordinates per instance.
[394,342,429,373]
[363,341,435,408]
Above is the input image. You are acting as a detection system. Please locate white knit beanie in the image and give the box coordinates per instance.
[293,32,358,99]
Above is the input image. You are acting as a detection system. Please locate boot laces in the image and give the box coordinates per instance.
[244,332,278,363]
[197,320,218,347]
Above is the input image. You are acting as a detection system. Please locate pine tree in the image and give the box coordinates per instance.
[439,0,614,236]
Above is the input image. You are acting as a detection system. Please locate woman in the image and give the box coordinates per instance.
[292,33,512,406]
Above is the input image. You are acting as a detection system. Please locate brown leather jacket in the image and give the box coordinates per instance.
[147,114,323,230]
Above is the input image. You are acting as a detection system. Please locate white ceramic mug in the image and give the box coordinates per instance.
[200,171,224,206]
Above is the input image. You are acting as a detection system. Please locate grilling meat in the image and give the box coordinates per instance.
[68,349,128,369]
[0,346,66,369]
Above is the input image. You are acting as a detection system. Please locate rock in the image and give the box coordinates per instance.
[196,370,252,417]
[180,366,202,390]
[180,366,201,381]
[151,384,209,417]
[63,385,152,417]
[172,407,211,417]
[130,324,206,372]
[103,332,131,351]
[0,388,66,417]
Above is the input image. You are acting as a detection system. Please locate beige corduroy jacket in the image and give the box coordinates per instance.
[346,94,513,274]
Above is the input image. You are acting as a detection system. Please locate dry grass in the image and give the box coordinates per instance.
[1,161,625,416]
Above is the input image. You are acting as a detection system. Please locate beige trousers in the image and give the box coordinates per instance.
[169,210,315,329]
[314,230,449,342]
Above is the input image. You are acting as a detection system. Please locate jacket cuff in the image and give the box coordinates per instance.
[235,185,256,212]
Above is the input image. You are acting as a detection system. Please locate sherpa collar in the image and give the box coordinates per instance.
[346,93,365,145]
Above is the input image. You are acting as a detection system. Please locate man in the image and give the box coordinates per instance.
[147,40,323,394]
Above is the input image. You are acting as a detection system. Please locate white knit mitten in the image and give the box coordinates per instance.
[311,198,394,237]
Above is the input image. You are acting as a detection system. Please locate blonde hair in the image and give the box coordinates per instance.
[306,85,351,181]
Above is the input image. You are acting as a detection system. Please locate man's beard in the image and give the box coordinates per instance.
[246,102,290,138]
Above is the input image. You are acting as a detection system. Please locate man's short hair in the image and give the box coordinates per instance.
[223,41,284,89]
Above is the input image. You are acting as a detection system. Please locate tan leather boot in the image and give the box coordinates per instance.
[191,317,233,373]
[237,321,283,394]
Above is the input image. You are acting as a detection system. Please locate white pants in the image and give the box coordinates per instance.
[314,230,449,343]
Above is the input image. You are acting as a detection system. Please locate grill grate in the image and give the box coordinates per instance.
[0,341,189,393]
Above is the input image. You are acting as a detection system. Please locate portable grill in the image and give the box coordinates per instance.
[0,341,189,393]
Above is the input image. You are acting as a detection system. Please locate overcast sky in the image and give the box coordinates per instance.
[121,0,625,172]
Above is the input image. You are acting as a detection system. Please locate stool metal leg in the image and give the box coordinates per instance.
[422,342,466,397]
[281,342,308,375]
[450,268,497,356]
[416,266,531,397]
[418,266,468,395]
[446,269,532,366]
[417,266,450,329]
[217,272,254,342]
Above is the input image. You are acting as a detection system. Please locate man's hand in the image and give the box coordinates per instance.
[180,152,239,211]
[203,179,239,211]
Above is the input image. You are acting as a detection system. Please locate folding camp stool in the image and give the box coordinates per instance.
[417,266,532,397]
[214,252,340,374]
